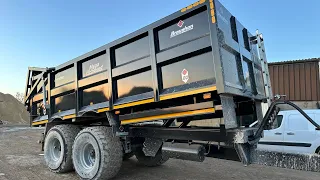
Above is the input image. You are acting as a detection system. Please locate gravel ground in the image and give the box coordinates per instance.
[0,127,319,180]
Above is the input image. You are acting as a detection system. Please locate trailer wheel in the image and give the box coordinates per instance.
[44,125,80,173]
[72,127,122,180]
[135,147,169,167]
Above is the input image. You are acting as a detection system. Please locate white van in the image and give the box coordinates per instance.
[258,109,320,154]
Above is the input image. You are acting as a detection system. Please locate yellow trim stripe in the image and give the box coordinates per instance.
[181,8,187,12]
[181,0,206,12]
[208,0,215,24]
[160,86,217,101]
[63,114,76,120]
[210,1,214,9]
[212,16,216,24]
[97,107,110,113]
[121,108,215,125]
[193,1,199,7]
[113,98,154,110]
[211,9,215,17]
[32,120,48,126]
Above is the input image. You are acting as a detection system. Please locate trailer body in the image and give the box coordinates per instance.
[25,0,267,128]
[24,0,277,179]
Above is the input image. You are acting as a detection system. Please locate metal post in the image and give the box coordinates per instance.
[148,30,160,102]
[256,30,273,102]
[255,101,263,123]
[42,77,47,115]
[220,94,237,129]
[256,30,273,115]
[74,62,79,118]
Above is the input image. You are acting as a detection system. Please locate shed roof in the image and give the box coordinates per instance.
[269,58,320,65]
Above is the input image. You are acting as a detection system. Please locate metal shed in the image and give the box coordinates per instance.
[268,58,320,109]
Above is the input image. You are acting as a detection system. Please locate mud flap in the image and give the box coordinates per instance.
[231,128,260,165]
[234,143,255,165]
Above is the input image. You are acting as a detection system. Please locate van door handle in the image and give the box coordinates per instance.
[287,132,295,135]
[274,132,282,135]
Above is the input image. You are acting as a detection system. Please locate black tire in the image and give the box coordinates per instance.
[123,152,134,160]
[316,147,320,155]
[72,126,123,180]
[44,124,80,173]
[135,147,169,167]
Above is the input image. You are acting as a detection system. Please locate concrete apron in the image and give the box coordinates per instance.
[251,150,320,172]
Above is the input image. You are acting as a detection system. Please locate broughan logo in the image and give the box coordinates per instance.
[170,24,194,38]
[177,20,184,27]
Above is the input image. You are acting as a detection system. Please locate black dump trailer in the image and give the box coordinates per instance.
[23,0,289,179]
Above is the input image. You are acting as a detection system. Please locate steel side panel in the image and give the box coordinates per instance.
[114,97,154,109]
[121,108,215,125]
[160,85,216,100]
[112,56,151,78]
[82,83,109,107]
[116,71,153,99]
[28,0,266,120]
[120,102,214,120]
[78,71,108,88]
[114,35,150,67]
[51,82,74,97]
[35,2,217,117]
[54,66,75,88]
[54,93,76,113]
[213,0,265,100]
[79,102,110,114]
[159,52,216,92]
[54,3,208,71]
[51,109,76,120]
[81,52,108,78]
[156,10,210,51]
[156,35,211,64]
[210,0,224,94]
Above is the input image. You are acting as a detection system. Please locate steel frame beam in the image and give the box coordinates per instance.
[129,126,227,142]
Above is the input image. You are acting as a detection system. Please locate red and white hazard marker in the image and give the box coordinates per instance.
[181,69,189,83]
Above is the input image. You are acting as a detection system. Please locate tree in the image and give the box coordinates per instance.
[15,92,24,103]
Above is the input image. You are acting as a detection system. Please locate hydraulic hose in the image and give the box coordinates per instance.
[251,100,320,141]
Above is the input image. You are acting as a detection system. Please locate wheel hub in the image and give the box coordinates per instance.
[49,138,62,162]
[81,143,96,169]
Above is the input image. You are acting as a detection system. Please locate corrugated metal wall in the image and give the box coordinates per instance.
[268,60,320,101]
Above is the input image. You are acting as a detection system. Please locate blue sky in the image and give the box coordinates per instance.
[0,0,319,94]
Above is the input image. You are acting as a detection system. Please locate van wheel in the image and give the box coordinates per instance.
[44,125,80,173]
[135,147,169,167]
[73,127,122,180]
[316,147,320,155]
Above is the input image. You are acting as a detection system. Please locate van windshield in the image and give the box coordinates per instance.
[271,115,283,129]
